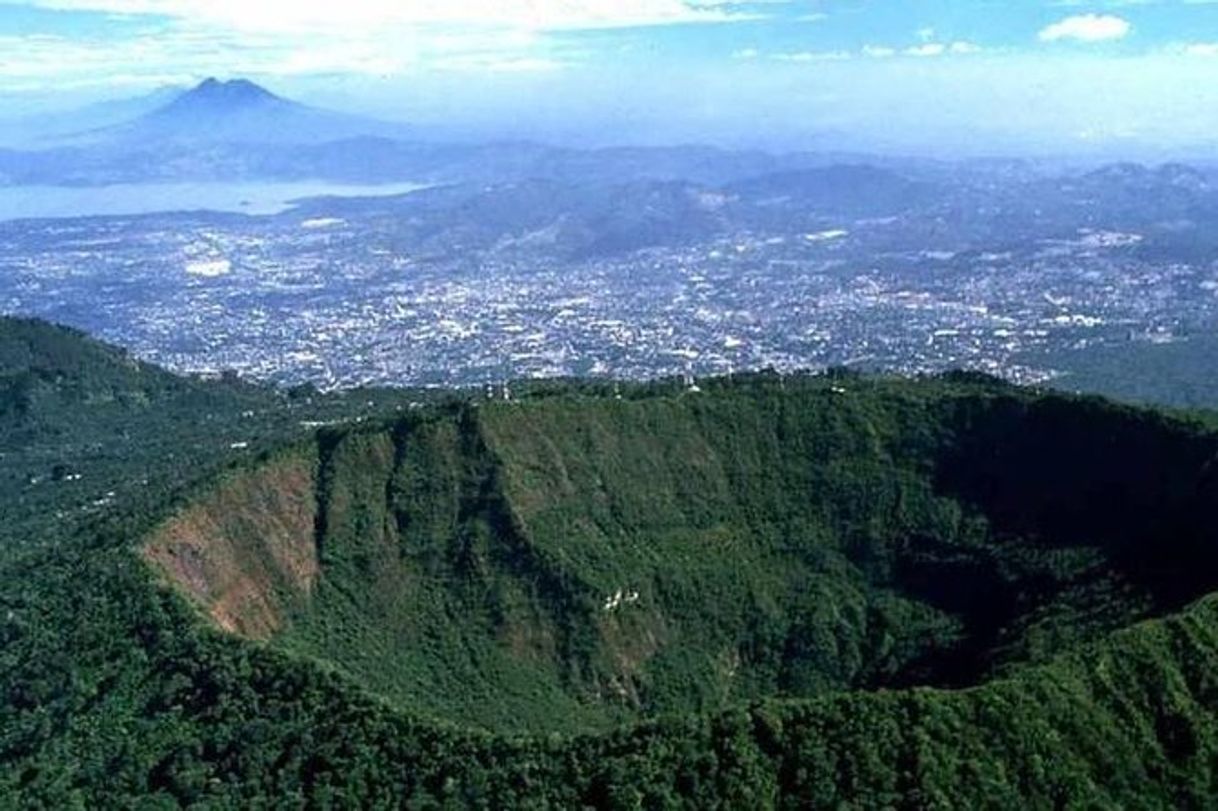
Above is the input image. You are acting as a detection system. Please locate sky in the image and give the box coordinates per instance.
[3,0,1218,156]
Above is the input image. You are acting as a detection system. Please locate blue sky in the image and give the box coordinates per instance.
[3,1,1218,155]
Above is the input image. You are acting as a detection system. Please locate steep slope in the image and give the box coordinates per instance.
[0,317,270,559]
[140,377,1218,738]
[143,451,319,639]
[13,319,1218,806]
[5,356,1218,805]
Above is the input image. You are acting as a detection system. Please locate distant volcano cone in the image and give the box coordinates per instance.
[97,77,408,145]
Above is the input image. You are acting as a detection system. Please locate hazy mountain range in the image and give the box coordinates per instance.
[2,77,1217,257]
[0,78,428,185]
[0,78,1072,190]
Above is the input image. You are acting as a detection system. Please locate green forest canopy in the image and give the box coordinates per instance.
[4,317,1218,808]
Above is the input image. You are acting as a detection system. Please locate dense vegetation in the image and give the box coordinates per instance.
[0,317,428,562]
[6,318,1218,807]
[1035,335,1218,413]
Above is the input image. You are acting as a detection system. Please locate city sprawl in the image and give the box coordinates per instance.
[2,166,1216,391]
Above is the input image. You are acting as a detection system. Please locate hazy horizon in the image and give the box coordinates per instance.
[3,1,1218,160]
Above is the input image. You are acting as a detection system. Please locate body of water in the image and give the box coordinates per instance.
[0,180,429,222]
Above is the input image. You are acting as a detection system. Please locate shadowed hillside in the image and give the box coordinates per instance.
[142,377,1218,735]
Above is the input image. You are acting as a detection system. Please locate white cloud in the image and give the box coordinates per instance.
[3,0,779,85]
[949,41,982,54]
[19,0,757,33]
[1038,14,1131,43]
[862,45,896,58]
[4,0,772,84]
[0,22,574,84]
[772,50,850,62]
[432,55,565,73]
[1180,42,1218,56]
[0,34,342,81]
[862,40,980,60]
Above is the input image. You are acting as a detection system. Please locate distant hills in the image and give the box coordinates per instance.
[0,80,838,188]
[2,75,1218,247]
[0,85,184,147]
[0,317,176,428]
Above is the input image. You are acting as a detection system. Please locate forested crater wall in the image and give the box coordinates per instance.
[140,380,1218,734]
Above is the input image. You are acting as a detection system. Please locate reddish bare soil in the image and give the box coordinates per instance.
[143,452,318,639]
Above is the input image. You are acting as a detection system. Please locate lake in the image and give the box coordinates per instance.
[0,180,430,222]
